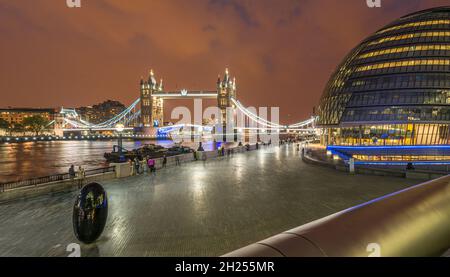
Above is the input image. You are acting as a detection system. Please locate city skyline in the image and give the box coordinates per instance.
[1,0,449,124]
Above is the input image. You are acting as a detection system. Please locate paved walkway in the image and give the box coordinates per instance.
[0,144,423,257]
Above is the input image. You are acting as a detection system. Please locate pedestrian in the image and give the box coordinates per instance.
[193,151,198,161]
[134,157,140,175]
[175,155,180,166]
[143,157,149,174]
[406,162,415,171]
[147,158,156,175]
[129,159,135,176]
[77,166,85,189]
[69,165,76,180]
[162,155,167,168]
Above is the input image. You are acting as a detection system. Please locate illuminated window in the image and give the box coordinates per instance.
[368,31,450,46]
[355,59,450,72]
[357,45,450,59]
[376,19,450,35]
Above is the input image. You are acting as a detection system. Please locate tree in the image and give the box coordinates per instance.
[12,123,25,136]
[0,118,9,131]
[0,119,15,136]
[22,115,50,136]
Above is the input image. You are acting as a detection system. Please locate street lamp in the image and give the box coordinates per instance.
[115,124,125,162]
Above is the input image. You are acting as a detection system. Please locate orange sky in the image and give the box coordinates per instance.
[0,0,449,123]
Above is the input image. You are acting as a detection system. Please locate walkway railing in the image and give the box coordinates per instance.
[224,175,450,257]
[0,166,115,193]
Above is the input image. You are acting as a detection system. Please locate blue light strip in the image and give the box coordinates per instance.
[327,145,450,151]
[355,161,450,166]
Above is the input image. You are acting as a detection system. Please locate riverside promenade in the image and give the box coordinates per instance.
[0,144,423,257]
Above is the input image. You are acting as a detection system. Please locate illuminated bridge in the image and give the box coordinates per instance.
[55,69,317,139]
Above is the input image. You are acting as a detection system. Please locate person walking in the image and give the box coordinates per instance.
[147,158,156,176]
[134,157,140,175]
[77,166,85,189]
[162,155,167,168]
[129,159,135,176]
[175,155,181,166]
[69,165,76,181]
[406,162,415,171]
[143,156,149,174]
[193,151,198,161]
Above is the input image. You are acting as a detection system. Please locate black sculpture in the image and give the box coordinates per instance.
[73,182,108,244]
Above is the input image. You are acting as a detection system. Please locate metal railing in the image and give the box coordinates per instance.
[0,166,115,193]
[224,175,450,257]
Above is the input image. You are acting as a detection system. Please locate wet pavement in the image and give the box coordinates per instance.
[0,144,423,257]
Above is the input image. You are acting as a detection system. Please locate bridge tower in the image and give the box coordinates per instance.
[54,109,65,137]
[140,70,164,132]
[217,68,237,126]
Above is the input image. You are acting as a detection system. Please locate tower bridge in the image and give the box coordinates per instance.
[57,68,317,139]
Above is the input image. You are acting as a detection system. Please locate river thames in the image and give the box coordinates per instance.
[0,140,223,183]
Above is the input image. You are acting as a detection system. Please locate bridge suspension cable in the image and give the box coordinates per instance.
[63,98,141,129]
[287,117,316,129]
[231,98,285,129]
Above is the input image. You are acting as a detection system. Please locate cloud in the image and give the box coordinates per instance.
[0,0,449,122]
[208,0,259,27]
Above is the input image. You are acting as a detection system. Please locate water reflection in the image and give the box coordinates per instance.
[0,139,231,183]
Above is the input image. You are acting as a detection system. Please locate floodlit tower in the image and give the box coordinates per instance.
[140,71,153,128]
[140,69,164,130]
[216,68,238,142]
[217,68,237,125]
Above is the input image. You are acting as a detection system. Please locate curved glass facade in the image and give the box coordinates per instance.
[317,7,450,154]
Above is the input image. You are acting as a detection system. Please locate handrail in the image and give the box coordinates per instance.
[0,166,115,193]
[223,175,450,257]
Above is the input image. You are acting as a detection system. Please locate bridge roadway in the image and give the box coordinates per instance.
[0,144,423,257]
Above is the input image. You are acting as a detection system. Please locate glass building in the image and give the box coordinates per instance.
[317,7,450,163]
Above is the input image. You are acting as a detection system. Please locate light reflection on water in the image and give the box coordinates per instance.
[0,139,227,183]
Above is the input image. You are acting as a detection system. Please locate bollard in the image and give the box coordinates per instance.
[349,158,355,174]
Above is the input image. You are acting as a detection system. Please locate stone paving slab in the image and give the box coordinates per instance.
[0,145,423,257]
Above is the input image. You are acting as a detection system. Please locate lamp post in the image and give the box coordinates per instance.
[115,124,125,162]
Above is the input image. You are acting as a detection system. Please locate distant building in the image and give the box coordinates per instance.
[0,108,57,125]
[77,100,126,124]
